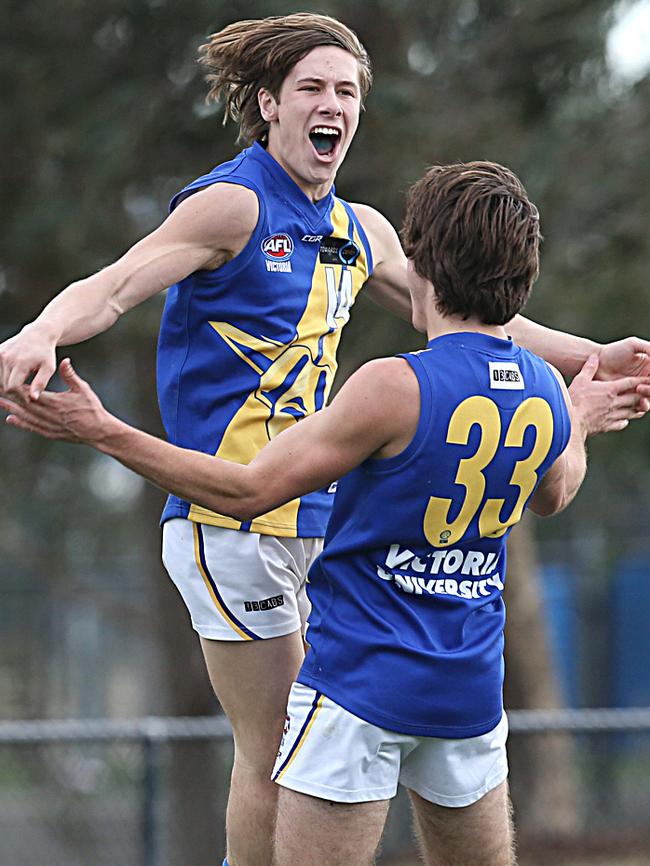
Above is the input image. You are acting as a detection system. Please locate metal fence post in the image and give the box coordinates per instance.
[142,720,165,866]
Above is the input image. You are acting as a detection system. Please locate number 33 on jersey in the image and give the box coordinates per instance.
[424,394,555,546]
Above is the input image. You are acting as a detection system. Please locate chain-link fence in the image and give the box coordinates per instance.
[1,709,649,866]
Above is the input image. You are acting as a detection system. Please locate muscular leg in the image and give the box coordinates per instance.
[274,787,390,866]
[409,780,516,866]
[201,631,305,866]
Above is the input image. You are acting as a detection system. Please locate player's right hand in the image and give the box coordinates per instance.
[568,353,650,435]
[0,358,110,445]
[0,325,58,400]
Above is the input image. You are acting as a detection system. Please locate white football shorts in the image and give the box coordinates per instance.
[162,518,323,641]
[272,683,509,807]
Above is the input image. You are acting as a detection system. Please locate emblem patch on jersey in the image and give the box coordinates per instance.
[488,361,525,390]
[319,236,360,267]
[262,234,294,272]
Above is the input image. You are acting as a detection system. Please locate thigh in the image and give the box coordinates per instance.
[273,683,410,802]
[162,518,315,640]
[295,536,323,630]
[201,631,305,767]
[409,780,515,866]
[275,787,390,866]
[399,713,509,808]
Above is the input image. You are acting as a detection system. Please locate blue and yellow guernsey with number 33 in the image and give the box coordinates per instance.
[157,143,373,537]
[299,332,571,737]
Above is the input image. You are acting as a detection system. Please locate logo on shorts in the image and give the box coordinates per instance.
[244,594,285,612]
[277,713,291,759]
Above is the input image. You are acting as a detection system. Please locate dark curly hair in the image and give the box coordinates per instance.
[402,162,542,325]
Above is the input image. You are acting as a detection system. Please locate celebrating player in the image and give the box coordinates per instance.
[3,161,647,865]
[2,13,650,866]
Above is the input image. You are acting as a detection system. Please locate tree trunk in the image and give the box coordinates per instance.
[504,516,581,836]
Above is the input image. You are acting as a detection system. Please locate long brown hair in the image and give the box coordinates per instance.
[199,13,372,145]
[402,162,542,325]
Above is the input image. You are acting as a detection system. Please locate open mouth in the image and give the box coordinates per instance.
[309,126,341,158]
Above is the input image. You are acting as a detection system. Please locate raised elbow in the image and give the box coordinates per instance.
[204,482,268,524]
[227,496,262,523]
[532,499,564,519]
[193,496,259,523]
[530,488,568,518]
[198,463,282,523]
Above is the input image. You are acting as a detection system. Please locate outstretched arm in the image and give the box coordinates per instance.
[529,353,647,516]
[529,366,588,518]
[0,183,258,399]
[507,315,650,396]
[0,357,418,521]
[350,203,413,322]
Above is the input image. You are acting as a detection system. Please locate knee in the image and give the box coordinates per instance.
[231,721,284,775]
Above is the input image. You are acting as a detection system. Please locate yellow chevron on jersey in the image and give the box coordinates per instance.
[158,144,374,536]
[185,197,371,534]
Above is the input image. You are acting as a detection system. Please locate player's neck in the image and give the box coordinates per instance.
[265,141,335,203]
[426,313,509,343]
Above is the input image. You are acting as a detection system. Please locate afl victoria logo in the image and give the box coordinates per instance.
[262,233,294,261]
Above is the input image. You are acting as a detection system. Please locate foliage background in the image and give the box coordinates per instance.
[1,0,649,861]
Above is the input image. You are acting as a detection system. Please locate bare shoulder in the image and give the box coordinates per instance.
[340,356,420,416]
[348,201,392,231]
[174,182,259,234]
[361,355,419,388]
[165,182,260,265]
[350,357,421,457]
[190,180,259,209]
[348,202,402,265]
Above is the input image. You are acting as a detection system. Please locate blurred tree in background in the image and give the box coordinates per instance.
[1,0,649,859]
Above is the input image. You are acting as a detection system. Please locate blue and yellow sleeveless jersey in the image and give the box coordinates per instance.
[298,332,571,737]
[157,143,373,537]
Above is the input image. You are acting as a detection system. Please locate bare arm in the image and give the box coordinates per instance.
[507,315,650,396]
[527,351,649,515]
[3,352,646,521]
[0,183,259,397]
[506,316,598,377]
[529,366,587,517]
[1,357,418,521]
[350,203,413,322]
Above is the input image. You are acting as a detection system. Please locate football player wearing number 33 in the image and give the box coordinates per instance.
[3,161,649,866]
[2,13,650,866]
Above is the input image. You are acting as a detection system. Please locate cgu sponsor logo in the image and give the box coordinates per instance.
[488,361,525,390]
[375,543,504,599]
[262,233,294,261]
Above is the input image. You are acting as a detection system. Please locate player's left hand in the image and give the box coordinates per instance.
[598,337,650,381]
[569,353,650,435]
[0,358,110,445]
